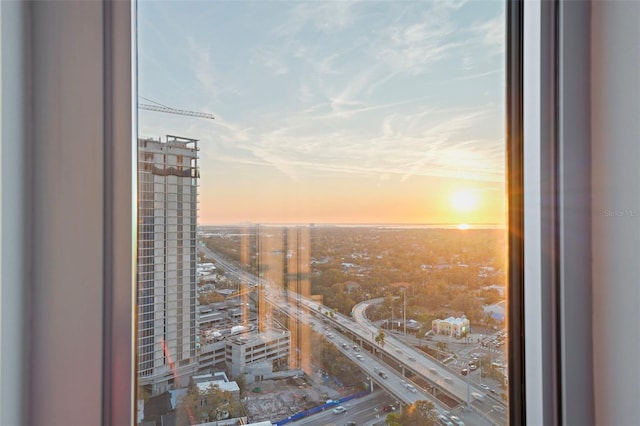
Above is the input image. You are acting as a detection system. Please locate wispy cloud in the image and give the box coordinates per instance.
[208,104,504,184]
[274,1,357,37]
[185,36,243,102]
[140,0,507,222]
[251,45,290,75]
[472,14,505,56]
[372,3,461,75]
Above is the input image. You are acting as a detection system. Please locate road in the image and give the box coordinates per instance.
[198,244,507,425]
[274,298,450,411]
[296,391,395,426]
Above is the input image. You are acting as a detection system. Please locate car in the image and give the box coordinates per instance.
[461,368,469,376]
[492,405,506,413]
[332,406,347,414]
[471,392,485,401]
[408,356,416,361]
[480,384,490,390]
[490,389,499,395]
[406,384,417,393]
[378,371,388,379]
[469,364,478,371]
[450,415,465,426]
[382,405,396,412]
[438,415,454,426]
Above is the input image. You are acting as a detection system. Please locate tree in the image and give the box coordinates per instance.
[385,413,403,426]
[385,400,439,426]
[176,385,242,425]
[375,329,386,348]
[233,374,247,393]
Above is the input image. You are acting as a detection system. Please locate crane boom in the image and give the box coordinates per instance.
[138,103,215,120]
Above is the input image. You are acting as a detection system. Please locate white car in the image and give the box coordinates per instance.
[438,415,454,426]
[480,384,490,390]
[450,415,465,425]
[471,392,485,401]
[332,406,347,414]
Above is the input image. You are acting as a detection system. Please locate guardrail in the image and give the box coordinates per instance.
[274,390,370,425]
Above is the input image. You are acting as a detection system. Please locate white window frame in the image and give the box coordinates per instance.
[4,1,638,425]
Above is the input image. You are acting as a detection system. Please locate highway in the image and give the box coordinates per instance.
[198,244,507,425]
[275,295,450,411]
[295,391,396,426]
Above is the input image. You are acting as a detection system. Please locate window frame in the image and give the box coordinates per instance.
[0,0,598,425]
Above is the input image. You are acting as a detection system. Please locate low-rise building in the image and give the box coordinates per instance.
[192,372,240,403]
[225,329,290,377]
[198,329,291,381]
[432,316,470,337]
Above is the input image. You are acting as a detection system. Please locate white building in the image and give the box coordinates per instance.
[137,136,200,395]
[432,316,470,338]
[192,372,240,403]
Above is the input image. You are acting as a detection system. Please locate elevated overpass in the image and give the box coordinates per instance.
[198,245,507,424]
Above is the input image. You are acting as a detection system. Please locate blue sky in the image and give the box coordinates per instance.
[138,0,506,224]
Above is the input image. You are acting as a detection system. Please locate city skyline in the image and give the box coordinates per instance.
[138,0,506,225]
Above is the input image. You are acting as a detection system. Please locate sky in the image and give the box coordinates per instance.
[138,0,506,225]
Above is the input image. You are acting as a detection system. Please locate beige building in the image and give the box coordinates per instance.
[432,316,470,338]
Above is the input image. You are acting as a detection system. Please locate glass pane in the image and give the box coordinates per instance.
[137,1,507,425]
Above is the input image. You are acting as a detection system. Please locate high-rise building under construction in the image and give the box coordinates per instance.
[137,135,199,395]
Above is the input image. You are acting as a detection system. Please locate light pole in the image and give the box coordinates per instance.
[403,289,407,335]
[466,362,471,409]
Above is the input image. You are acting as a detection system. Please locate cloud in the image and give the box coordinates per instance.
[251,45,290,75]
[372,4,462,75]
[472,14,505,56]
[185,36,243,101]
[207,104,504,184]
[274,1,356,37]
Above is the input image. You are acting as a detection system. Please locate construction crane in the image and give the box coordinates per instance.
[138,96,215,120]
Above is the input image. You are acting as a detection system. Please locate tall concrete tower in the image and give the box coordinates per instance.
[137,135,199,395]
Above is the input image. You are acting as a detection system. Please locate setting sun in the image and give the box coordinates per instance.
[450,189,479,213]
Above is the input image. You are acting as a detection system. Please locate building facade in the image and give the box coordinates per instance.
[432,316,470,338]
[225,329,290,377]
[138,135,200,395]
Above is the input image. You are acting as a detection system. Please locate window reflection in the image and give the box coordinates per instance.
[137,1,507,425]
